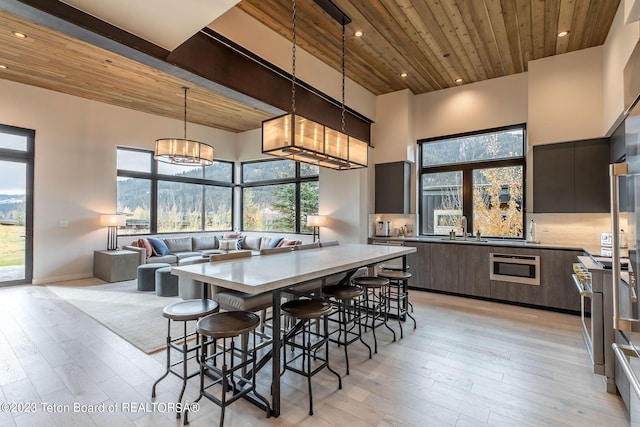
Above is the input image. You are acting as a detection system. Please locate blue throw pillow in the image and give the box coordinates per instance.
[148,238,170,256]
[268,237,284,248]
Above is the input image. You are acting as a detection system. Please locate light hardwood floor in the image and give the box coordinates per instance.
[0,284,628,427]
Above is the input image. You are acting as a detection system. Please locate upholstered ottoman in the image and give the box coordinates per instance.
[137,262,170,291]
[155,266,179,297]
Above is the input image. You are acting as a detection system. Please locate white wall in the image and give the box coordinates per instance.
[210,7,376,121]
[0,79,236,284]
[413,73,529,140]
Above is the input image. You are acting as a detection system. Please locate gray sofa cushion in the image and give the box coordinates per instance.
[164,237,193,252]
[175,252,203,261]
[200,249,227,256]
[242,236,262,251]
[193,235,218,250]
[148,254,178,265]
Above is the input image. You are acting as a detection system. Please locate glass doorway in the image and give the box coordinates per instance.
[0,125,34,286]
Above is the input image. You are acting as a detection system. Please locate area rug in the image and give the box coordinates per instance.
[47,278,184,354]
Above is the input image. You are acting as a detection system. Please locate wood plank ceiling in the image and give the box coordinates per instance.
[238,0,620,95]
[0,0,621,133]
[0,9,275,133]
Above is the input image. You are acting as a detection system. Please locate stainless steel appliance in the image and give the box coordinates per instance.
[489,253,540,286]
[376,220,391,237]
[611,40,640,422]
[573,256,616,392]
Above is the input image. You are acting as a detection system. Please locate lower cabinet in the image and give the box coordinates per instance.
[373,239,583,312]
[405,242,428,289]
[429,243,459,293]
[458,245,490,297]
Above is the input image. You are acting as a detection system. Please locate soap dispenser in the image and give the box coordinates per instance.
[527,219,536,242]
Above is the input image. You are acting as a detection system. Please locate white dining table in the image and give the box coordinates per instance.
[171,242,416,417]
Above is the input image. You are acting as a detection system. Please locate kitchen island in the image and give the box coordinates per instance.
[371,236,585,312]
[171,243,416,418]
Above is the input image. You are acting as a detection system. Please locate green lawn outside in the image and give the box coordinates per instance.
[0,225,25,267]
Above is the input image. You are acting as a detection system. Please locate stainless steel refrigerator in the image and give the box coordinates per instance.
[611,94,640,424]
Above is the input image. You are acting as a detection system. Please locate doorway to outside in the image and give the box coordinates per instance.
[0,124,34,286]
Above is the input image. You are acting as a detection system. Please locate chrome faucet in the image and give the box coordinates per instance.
[461,216,467,240]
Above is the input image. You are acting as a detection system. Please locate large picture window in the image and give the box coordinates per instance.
[117,147,233,235]
[242,159,319,233]
[419,125,526,238]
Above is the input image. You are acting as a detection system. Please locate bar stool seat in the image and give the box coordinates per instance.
[184,311,270,426]
[322,284,364,300]
[322,284,369,375]
[197,311,260,338]
[281,298,341,416]
[352,276,392,352]
[151,299,219,419]
[377,270,416,338]
[379,264,414,313]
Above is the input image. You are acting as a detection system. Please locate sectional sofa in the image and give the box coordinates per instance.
[124,234,303,266]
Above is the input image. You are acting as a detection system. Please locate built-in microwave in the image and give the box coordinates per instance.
[489,253,540,286]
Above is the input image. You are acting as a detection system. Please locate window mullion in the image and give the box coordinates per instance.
[462,169,473,234]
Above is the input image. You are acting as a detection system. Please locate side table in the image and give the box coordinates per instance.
[94,249,140,282]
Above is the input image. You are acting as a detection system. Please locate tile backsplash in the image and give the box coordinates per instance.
[369,214,417,237]
[528,213,624,255]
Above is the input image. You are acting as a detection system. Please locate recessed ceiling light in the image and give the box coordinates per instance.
[400,72,408,78]
[455,78,463,83]
[0,65,7,69]
[557,30,569,38]
[12,31,27,39]
[354,30,363,37]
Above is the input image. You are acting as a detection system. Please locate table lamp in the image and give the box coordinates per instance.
[306,215,327,242]
[100,214,126,250]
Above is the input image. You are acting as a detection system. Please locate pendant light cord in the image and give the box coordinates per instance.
[341,21,346,133]
[291,0,297,114]
[183,86,188,140]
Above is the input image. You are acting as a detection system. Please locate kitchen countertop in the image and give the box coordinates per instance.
[370,235,586,252]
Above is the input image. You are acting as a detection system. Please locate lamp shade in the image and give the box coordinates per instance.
[155,138,214,166]
[100,214,126,227]
[306,215,327,227]
[262,113,368,170]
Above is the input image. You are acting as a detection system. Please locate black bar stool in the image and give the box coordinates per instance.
[351,276,392,352]
[322,284,369,375]
[184,311,271,426]
[377,270,417,339]
[151,299,220,419]
[281,298,342,416]
[379,263,413,313]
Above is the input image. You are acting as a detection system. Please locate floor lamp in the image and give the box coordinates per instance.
[306,215,327,243]
[100,214,126,250]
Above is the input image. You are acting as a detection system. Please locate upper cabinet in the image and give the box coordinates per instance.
[375,161,411,213]
[533,138,610,213]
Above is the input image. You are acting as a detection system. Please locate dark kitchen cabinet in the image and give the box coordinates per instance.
[429,243,459,293]
[405,241,428,289]
[458,245,490,297]
[533,138,609,213]
[375,161,411,213]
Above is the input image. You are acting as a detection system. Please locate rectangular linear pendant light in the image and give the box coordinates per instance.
[261,0,368,170]
[263,113,367,170]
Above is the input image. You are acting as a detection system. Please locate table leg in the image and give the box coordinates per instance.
[271,288,282,417]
